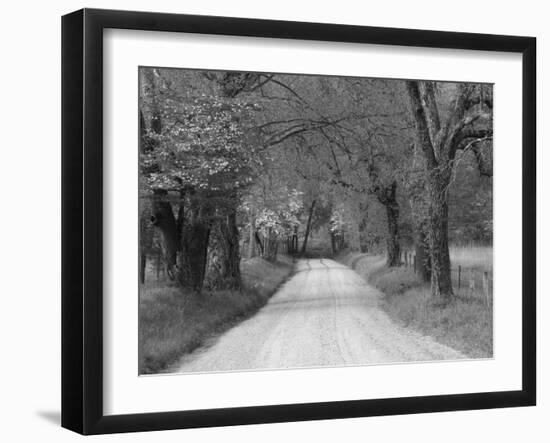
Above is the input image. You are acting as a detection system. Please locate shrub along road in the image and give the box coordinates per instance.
[171,259,465,373]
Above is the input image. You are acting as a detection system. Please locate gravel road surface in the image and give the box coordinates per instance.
[173,259,465,373]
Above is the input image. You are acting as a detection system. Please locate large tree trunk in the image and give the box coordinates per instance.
[415,224,431,282]
[384,201,401,267]
[150,191,179,279]
[301,199,316,255]
[139,209,150,284]
[139,253,146,284]
[263,230,271,259]
[426,173,453,303]
[180,221,210,292]
[406,80,462,303]
[205,221,223,288]
[255,231,264,256]
[358,211,369,253]
[378,181,401,267]
[139,208,154,284]
[220,209,241,289]
[338,232,345,251]
[264,228,278,261]
[205,207,242,290]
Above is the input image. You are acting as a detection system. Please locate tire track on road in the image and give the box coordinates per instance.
[172,258,466,373]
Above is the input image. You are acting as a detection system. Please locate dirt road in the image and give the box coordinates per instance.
[173,259,465,373]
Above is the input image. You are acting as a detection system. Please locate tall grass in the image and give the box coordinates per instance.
[342,252,493,359]
[139,256,293,374]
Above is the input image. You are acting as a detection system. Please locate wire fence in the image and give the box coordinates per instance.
[400,250,493,307]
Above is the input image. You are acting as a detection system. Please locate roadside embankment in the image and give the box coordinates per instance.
[339,252,493,359]
[139,255,294,374]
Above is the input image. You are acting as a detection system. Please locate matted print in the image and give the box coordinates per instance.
[138,67,493,375]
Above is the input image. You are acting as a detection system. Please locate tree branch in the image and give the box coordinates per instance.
[448,109,492,160]
[419,81,441,146]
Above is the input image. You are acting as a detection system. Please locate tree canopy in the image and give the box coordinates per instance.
[139,67,493,302]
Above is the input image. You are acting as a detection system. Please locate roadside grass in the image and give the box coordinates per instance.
[139,255,294,374]
[342,252,493,359]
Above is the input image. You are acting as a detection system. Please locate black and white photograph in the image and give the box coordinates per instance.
[1,0,544,439]
[138,67,494,375]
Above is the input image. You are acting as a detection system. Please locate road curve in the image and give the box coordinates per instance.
[172,259,465,373]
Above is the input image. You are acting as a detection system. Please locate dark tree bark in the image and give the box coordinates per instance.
[337,232,345,251]
[219,209,242,288]
[150,190,179,279]
[140,253,147,284]
[205,220,223,288]
[139,207,154,284]
[384,201,401,267]
[426,171,454,299]
[301,199,316,255]
[180,221,210,292]
[415,224,431,282]
[263,230,271,259]
[140,73,162,176]
[205,205,242,290]
[139,210,148,284]
[176,190,186,241]
[376,181,401,267]
[358,203,369,253]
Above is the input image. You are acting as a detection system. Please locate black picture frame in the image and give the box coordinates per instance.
[61,8,536,435]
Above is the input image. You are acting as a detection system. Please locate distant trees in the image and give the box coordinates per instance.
[313,78,411,266]
[242,178,303,260]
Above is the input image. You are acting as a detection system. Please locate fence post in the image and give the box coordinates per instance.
[483,271,490,307]
[413,254,416,273]
[458,265,461,292]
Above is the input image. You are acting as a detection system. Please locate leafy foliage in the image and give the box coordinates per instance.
[142,93,260,195]
[138,67,493,292]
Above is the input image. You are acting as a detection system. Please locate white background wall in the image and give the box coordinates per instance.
[0,0,546,441]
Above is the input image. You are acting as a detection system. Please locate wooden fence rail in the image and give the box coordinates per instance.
[399,250,492,306]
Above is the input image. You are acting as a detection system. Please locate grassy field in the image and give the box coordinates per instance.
[449,244,493,272]
[342,249,493,359]
[139,255,294,374]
